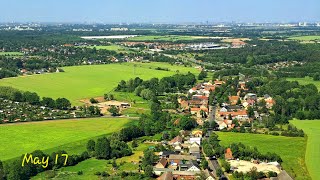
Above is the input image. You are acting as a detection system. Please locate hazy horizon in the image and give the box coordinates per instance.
[0,0,319,23]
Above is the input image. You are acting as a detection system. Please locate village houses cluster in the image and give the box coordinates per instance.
[151,79,279,180]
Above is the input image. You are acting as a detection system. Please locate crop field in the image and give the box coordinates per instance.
[291,120,320,180]
[217,132,310,180]
[287,77,320,90]
[0,62,198,105]
[0,52,23,56]
[288,36,320,41]
[127,35,212,41]
[77,45,133,53]
[0,117,136,161]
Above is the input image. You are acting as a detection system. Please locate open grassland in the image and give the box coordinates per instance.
[0,52,23,56]
[288,36,320,41]
[0,118,136,161]
[33,142,152,180]
[291,120,320,180]
[77,45,133,53]
[217,132,310,180]
[287,77,320,90]
[127,35,213,41]
[0,62,198,105]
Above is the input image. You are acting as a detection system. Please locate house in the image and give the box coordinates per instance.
[190,108,200,115]
[229,96,240,105]
[190,152,201,162]
[203,169,215,180]
[208,160,221,177]
[225,148,234,160]
[159,151,176,158]
[218,121,228,130]
[189,137,201,146]
[156,157,168,169]
[180,100,189,109]
[173,143,183,152]
[157,171,174,180]
[168,155,197,166]
[169,136,183,145]
[188,87,197,94]
[189,142,200,153]
[244,93,257,100]
[218,110,248,121]
[191,130,203,137]
[179,160,201,172]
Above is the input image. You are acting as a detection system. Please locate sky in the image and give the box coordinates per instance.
[0,0,319,23]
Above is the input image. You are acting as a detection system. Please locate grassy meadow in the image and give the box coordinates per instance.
[291,120,320,180]
[288,36,320,41]
[287,77,320,90]
[0,52,23,56]
[0,117,136,161]
[0,62,198,105]
[217,132,310,180]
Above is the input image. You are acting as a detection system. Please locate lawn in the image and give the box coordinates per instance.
[0,62,198,105]
[288,36,320,41]
[0,117,136,161]
[287,77,320,90]
[127,35,211,42]
[0,52,23,56]
[291,120,320,180]
[217,132,310,180]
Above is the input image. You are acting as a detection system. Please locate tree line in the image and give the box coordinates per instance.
[0,86,71,110]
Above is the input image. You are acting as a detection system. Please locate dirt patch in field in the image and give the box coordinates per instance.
[229,160,281,173]
[79,96,105,105]
[222,38,251,43]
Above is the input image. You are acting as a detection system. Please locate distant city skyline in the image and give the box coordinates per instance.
[0,0,319,23]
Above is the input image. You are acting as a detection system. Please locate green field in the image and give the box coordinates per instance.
[0,52,23,56]
[127,35,211,42]
[217,132,310,180]
[0,117,136,161]
[0,62,198,105]
[33,141,152,179]
[291,120,320,180]
[289,36,320,41]
[287,77,320,90]
[78,45,133,53]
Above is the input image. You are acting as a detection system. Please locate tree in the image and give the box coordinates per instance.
[216,168,223,177]
[142,149,158,169]
[144,165,153,177]
[134,85,146,96]
[132,139,138,148]
[95,137,111,159]
[104,94,114,101]
[140,89,155,100]
[23,91,40,105]
[0,160,4,180]
[179,116,197,130]
[112,158,118,169]
[313,72,320,81]
[41,97,55,108]
[108,105,120,116]
[55,98,71,110]
[247,106,255,119]
[90,98,98,104]
[201,159,208,169]
[198,70,208,80]
[86,139,95,152]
